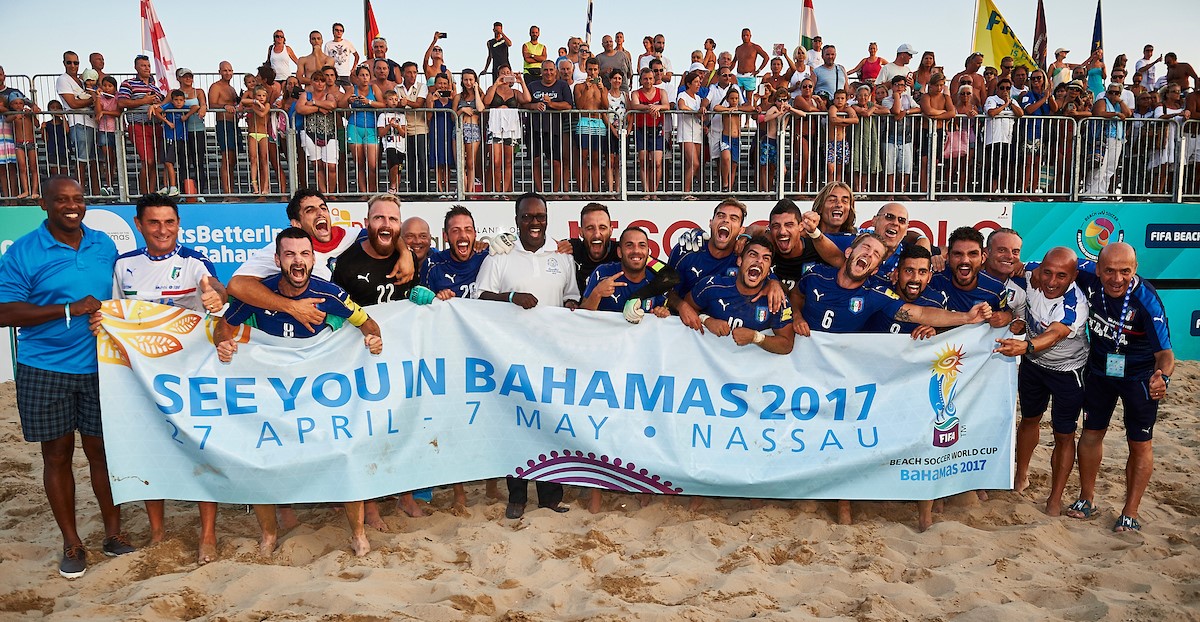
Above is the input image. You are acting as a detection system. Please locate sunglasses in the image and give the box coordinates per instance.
[65,61,79,65]
[274,34,284,38]
[882,213,908,224]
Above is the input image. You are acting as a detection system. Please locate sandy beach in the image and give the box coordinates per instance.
[0,362,1197,621]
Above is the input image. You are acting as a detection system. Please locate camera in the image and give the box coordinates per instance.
[289,86,303,99]
[438,90,452,97]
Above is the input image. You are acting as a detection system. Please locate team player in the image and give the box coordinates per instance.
[331,194,433,524]
[929,226,1013,330]
[865,245,947,340]
[992,247,1089,517]
[823,203,930,280]
[1069,242,1173,533]
[558,203,619,293]
[763,199,848,308]
[227,188,415,333]
[216,227,383,557]
[683,235,796,355]
[582,227,672,318]
[110,193,227,565]
[426,205,490,301]
[476,192,579,519]
[793,233,992,526]
[983,228,1027,321]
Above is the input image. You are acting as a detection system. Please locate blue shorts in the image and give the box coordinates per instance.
[97,131,117,149]
[1082,372,1159,442]
[633,127,663,152]
[216,119,242,153]
[347,124,379,145]
[720,136,741,162]
[69,124,96,162]
[827,139,850,164]
[1018,362,1085,434]
[759,137,778,166]
[15,363,103,442]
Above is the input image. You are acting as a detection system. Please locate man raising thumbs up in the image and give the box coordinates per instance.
[110,192,228,564]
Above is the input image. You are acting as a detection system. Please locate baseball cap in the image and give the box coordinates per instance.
[80,68,99,82]
[896,44,916,56]
[687,62,705,73]
[176,67,193,78]
[1054,47,1070,55]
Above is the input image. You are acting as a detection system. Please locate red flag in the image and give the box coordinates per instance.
[140,0,178,91]
[365,0,381,59]
[1033,0,1048,71]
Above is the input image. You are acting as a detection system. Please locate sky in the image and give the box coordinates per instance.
[2,0,1199,87]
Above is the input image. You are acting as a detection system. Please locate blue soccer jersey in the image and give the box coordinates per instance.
[225,273,369,338]
[425,248,489,299]
[668,240,738,297]
[865,285,949,334]
[929,267,1009,313]
[584,261,670,313]
[691,275,793,332]
[799,263,904,333]
[1082,275,1171,381]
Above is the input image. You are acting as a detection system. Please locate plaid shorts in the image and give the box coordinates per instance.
[15,364,103,442]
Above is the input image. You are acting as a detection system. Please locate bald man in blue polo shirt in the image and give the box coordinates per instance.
[0,176,134,579]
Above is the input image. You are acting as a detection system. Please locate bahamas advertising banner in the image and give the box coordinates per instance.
[1014,202,1200,360]
[97,299,1016,505]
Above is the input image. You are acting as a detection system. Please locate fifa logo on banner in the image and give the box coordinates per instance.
[929,344,966,448]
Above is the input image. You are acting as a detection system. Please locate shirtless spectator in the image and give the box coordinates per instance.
[324,23,359,86]
[827,89,858,181]
[370,37,402,82]
[371,58,396,94]
[1163,53,1199,92]
[208,61,240,194]
[573,58,606,193]
[296,31,331,86]
[951,52,987,103]
[733,28,769,96]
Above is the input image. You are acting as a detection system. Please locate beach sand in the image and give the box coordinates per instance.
[1,362,1198,621]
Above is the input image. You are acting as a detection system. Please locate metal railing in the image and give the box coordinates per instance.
[3,108,1198,203]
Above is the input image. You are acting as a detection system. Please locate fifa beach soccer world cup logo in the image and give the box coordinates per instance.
[1076,212,1124,261]
[929,344,966,448]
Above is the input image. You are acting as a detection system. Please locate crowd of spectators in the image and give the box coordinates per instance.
[1,26,1199,200]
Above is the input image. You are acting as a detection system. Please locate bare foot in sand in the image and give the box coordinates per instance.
[485,479,502,500]
[258,533,277,557]
[637,494,652,508]
[917,500,934,532]
[975,490,989,502]
[588,490,602,514]
[350,532,370,557]
[1014,476,1030,494]
[933,499,945,513]
[1044,497,1062,517]
[397,493,427,518]
[197,540,217,565]
[278,507,300,532]
[452,484,469,513]
[837,500,853,525]
[149,527,166,545]
[364,501,389,531]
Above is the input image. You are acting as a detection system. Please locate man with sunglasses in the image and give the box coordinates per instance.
[324,22,359,87]
[56,51,101,195]
[1018,69,1057,192]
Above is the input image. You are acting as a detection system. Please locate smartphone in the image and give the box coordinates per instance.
[773,43,786,57]
[438,90,452,97]
[503,75,516,85]
[438,32,448,39]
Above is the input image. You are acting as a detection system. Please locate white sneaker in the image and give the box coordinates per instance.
[158,187,171,195]
[167,186,181,197]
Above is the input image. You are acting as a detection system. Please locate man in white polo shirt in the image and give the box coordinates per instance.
[476,191,579,519]
[56,50,101,195]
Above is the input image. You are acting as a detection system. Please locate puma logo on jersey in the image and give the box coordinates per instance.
[691,267,703,277]
[357,274,371,282]
[718,299,730,312]
[811,289,825,301]
[444,273,457,284]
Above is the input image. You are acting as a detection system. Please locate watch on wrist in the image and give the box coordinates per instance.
[1162,375,1171,387]
[1025,341,1035,355]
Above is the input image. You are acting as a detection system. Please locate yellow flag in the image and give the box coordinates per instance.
[973,0,1038,70]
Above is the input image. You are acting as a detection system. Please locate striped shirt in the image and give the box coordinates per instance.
[118,77,165,123]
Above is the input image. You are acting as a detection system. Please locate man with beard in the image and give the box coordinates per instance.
[764,198,849,306]
[227,188,414,333]
[793,233,992,527]
[555,203,618,293]
[865,244,947,338]
[427,205,490,301]
[929,226,1013,331]
[993,247,1089,517]
[476,192,579,519]
[215,227,383,558]
[332,194,432,524]
[823,203,933,280]
[684,235,796,354]
[667,198,760,332]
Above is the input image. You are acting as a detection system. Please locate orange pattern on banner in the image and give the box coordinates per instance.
[97,300,248,367]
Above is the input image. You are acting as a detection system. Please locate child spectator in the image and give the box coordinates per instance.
[377,90,407,192]
[151,89,192,196]
[8,90,44,198]
[761,88,801,192]
[827,89,859,181]
[241,86,272,194]
[92,74,120,196]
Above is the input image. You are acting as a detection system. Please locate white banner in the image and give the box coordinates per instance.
[98,299,1016,505]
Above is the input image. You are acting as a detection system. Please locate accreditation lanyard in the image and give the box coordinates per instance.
[1101,282,1134,377]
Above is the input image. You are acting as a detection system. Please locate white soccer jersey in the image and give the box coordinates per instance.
[113,245,218,312]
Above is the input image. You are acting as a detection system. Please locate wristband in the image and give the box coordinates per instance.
[753,330,766,344]
[64,303,71,328]
[508,292,515,303]
[807,228,823,239]
[698,314,711,323]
